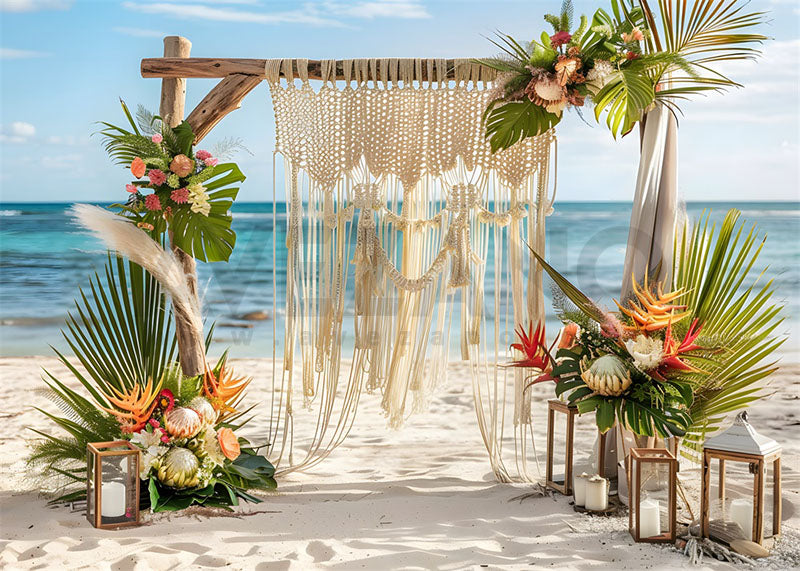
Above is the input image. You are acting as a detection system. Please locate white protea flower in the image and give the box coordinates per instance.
[188,396,218,427]
[585,60,617,96]
[624,334,664,371]
[201,427,226,466]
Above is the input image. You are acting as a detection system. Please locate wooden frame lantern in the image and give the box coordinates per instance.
[546,399,610,496]
[628,448,677,543]
[87,441,141,529]
[701,412,781,546]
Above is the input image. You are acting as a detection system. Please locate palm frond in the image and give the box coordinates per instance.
[672,209,786,460]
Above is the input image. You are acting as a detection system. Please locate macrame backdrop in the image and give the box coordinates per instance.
[264,58,556,482]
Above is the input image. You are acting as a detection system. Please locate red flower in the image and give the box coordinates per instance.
[656,319,704,378]
[550,31,572,48]
[625,51,640,61]
[156,388,175,412]
[510,322,552,371]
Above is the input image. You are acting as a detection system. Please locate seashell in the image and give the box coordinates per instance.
[164,407,202,439]
[581,355,632,397]
[534,78,564,102]
[157,447,200,489]
[188,396,218,427]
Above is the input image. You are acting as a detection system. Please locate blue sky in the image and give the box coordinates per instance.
[1,0,798,202]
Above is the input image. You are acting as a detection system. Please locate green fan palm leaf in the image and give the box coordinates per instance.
[672,209,786,460]
[28,255,179,497]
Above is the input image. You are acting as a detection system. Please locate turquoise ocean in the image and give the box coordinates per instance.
[1,202,798,360]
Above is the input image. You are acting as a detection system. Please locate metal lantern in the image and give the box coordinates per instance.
[701,412,781,546]
[628,448,677,543]
[545,399,611,496]
[87,441,141,529]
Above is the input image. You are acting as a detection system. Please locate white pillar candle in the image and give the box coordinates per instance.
[585,475,608,511]
[101,481,127,518]
[730,498,753,540]
[639,499,661,538]
[573,472,589,507]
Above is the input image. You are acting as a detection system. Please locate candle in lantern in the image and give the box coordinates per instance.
[573,472,589,507]
[585,475,608,511]
[639,499,661,538]
[730,498,753,540]
[101,481,127,518]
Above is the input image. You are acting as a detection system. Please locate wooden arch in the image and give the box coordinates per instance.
[144,36,491,377]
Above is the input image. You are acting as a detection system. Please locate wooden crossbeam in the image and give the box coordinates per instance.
[141,57,489,81]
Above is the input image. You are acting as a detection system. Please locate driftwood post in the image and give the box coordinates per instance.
[159,35,206,377]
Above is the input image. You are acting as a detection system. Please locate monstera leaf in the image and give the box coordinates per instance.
[592,66,655,138]
[169,163,246,263]
[484,100,561,153]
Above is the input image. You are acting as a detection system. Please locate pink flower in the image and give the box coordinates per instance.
[622,27,644,43]
[151,133,163,144]
[160,434,170,443]
[195,150,212,161]
[149,418,160,428]
[550,31,572,48]
[125,184,137,194]
[170,187,189,204]
[148,169,167,186]
[204,157,218,167]
[144,194,162,211]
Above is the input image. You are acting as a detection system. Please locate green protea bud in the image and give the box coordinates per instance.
[580,354,632,396]
[157,447,200,489]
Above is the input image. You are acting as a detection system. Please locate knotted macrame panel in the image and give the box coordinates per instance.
[264,58,556,482]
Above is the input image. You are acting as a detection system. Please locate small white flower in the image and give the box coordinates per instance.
[187,182,211,217]
[624,334,664,370]
[139,445,168,478]
[131,429,161,450]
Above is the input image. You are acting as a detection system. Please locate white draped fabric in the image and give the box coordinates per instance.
[264,58,556,482]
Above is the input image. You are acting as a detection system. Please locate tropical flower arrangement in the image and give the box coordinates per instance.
[28,255,276,511]
[479,0,767,150]
[508,209,784,457]
[28,101,275,512]
[100,101,246,262]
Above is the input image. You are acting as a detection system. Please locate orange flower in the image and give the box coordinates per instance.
[131,157,146,179]
[557,322,579,349]
[203,363,251,416]
[170,154,194,177]
[98,377,161,433]
[217,427,240,461]
[615,273,689,334]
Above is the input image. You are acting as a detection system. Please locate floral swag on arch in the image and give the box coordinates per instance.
[264,58,556,481]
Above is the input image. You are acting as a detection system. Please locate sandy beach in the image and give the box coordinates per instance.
[1,356,798,570]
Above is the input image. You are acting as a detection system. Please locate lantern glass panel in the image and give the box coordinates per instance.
[707,457,762,542]
[87,442,140,529]
[629,449,676,543]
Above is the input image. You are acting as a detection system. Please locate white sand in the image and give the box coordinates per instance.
[1,356,798,570]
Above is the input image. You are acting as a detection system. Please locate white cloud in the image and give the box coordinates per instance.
[323,0,430,19]
[113,26,167,38]
[123,0,430,26]
[0,0,70,12]
[122,2,342,26]
[1,122,36,143]
[0,47,49,59]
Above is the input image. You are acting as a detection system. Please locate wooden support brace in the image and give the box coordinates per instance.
[186,74,263,144]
